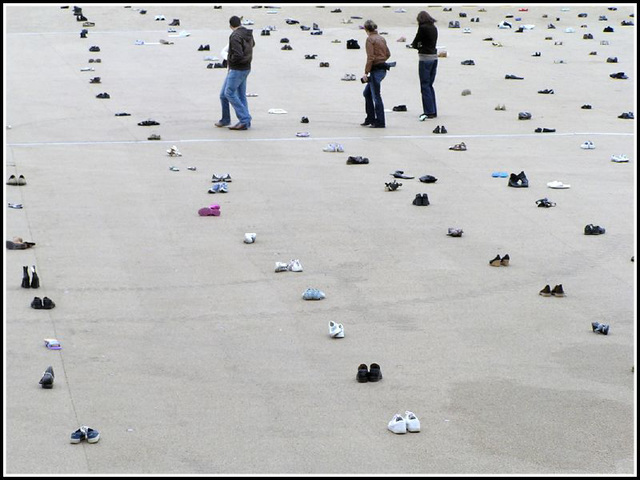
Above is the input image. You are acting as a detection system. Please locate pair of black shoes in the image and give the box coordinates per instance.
[535,127,555,132]
[508,171,528,187]
[538,89,554,94]
[280,38,289,43]
[319,61,329,67]
[385,180,401,191]
[80,29,88,38]
[31,296,55,309]
[412,193,430,206]
[536,198,556,208]
[40,366,55,388]
[198,44,210,51]
[606,57,618,63]
[433,125,447,134]
[282,45,293,51]
[22,266,40,289]
[89,45,100,52]
[393,105,407,111]
[304,54,317,59]
[300,116,309,123]
[89,77,101,83]
[539,284,565,297]
[584,224,605,235]
[96,92,110,99]
[461,60,475,65]
[618,112,634,119]
[261,29,271,36]
[346,156,369,165]
[581,104,592,109]
[505,74,524,80]
[610,72,628,79]
[357,363,382,383]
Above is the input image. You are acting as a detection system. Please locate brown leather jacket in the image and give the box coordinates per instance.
[364,33,391,74]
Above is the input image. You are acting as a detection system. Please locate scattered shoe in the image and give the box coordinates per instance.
[385,180,402,191]
[30,265,40,288]
[244,233,256,244]
[357,364,369,383]
[547,180,570,189]
[70,426,100,444]
[505,74,524,79]
[274,262,289,272]
[419,175,437,183]
[538,89,554,94]
[606,57,618,63]
[611,154,629,163]
[618,112,634,119]
[166,145,182,157]
[581,104,592,109]
[388,414,407,434]
[536,198,556,208]
[610,72,628,79]
[591,321,610,335]
[148,134,161,140]
[302,288,325,300]
[539,285,552,297]
[551,284,565,297]
[391,170,414,179]
[346,156,369,165]
[96,92,110,98]
[518,112,532,120]
[449,142,467,151]
[412,193,430,206]
[580,141,595,149]
[44,338,61,350]
[323,143,344,152]
[328,321,344,338]
[392,104,407,111]
[22,265,30,288]
[39,366,54,388]
[584,224,605,235]
[368,363,382,382]
[198,205,221,216]
[404,411,420,432]
[447,228,463,237]
[288,259,303,272]
[31,297,43,309]
[534,127,556,133]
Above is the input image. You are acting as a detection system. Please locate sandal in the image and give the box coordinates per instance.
[449,142,467,151]
[391,170,414,179]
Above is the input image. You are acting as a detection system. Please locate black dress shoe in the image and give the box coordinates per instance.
[42,297,56,309]
[368,363,383,382]
[440,126,447,133]
[22,266,30,288]
[433,125,441,133]
[31,297,43,309]
[412,194,423,206]
[357,364,369,383]
[39,366,54,388]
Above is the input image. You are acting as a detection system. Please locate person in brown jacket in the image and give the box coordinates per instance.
[361,20,391,128]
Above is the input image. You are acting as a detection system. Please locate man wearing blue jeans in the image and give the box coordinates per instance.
[361,19,391,128]
[216,15,255,131]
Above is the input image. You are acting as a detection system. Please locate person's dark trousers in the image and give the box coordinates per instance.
[363,68,387,127]
[418,58,438,116]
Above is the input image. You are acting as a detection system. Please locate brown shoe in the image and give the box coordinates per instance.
[228,123,248,130]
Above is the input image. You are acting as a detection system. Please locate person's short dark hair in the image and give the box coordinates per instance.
[229,15,241,27]
[417,11,436,24]
[364,20,377,32]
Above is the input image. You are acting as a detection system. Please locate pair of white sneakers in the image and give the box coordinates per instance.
[388,411,421,434]
[275,259,303,272]
[323,143,344,152]
[611,154,629,162]
[328,321,344,338]
[244,233,256,244]
[167,146,182,157]
[580,141,595,149]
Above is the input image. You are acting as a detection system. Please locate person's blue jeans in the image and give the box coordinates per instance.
[363,68,387,126]
[219,69,252,127]
[418,58,438,116]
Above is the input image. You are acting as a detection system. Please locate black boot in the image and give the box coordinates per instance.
[30,265,40,289]
[22,266,30,288]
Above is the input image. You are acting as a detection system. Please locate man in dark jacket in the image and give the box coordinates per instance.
[215,15,255,130]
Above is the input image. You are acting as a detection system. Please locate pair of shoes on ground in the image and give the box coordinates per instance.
[447,228,463,237]
[139,120,159,126]
[22,265,40,288]
[31,296,55,309]
[323,143,344,152]
[39,366,54,388]
[509,171,529,187]
[341,73,356,81]
[275,259,303,273]
[592,322,610,335]
[7,238,36,249]
[580,141,595,149]
[518,112,532,120]
[96,92,110,98]
[610,72,628,79]
[6,175,27,186]
[538,89,554,94]
[328,321,344,338]
[302,288,325,300]
[357,363,382,382]
[495,104,507,110]
[319,62,329,67]
[198,44,210,51]
[385,180,401,191]
[346,156,369,165]
[618,112,634,119]
[208,183,229,194]
[536,198,556,208]
[148,134,161,140]
[388,412,420,434]
[391,170,413,179]
[449,142,466,151]
[412,193,430,206]
[539,284,565,297]
[611,154,629,162]
[212,173,232,182]
[584,224,605,235]
[489,254,510,267]
[166,146,181,157]
[392,104,407,111]
[70,426,100,444]
[198,204,220,216]
[433,125,448,134]
[244,233,256,244]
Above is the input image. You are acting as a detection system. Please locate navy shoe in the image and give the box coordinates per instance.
[31,297,43,309]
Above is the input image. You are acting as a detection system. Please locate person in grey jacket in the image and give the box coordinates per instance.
[215,16,255,130]
[411,11,439,121]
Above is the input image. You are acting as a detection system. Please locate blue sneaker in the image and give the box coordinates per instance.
[218,182,229,193]
[84,426,100,443]
[70,427,85,444]
[302,288,325,300]
[208,184,221,194]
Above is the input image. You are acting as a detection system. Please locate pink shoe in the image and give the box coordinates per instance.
[198,206,220,216]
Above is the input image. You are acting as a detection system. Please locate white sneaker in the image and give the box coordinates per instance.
[580,141,595,149]
[244,233,256,244]
[404,411,421,432]
[288,259,303,272]
[328,321,344,338]
[611,154,629,162]
[463,27,471,33]
[167,146,182,157]
[388,414,407,434]
[275,262,288,272]
[323,143,344,152]
[242,19,254,25]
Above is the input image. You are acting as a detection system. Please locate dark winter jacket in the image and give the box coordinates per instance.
[228,26,255,70]
[411,22,438,55]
